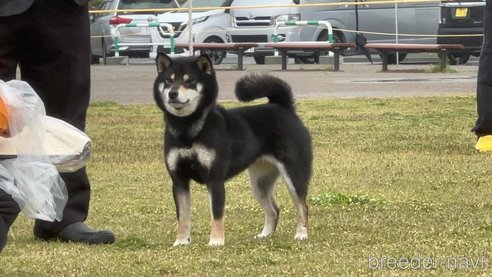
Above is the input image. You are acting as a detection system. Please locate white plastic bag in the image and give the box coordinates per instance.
[0,159,66,221]
[0,80,69,221]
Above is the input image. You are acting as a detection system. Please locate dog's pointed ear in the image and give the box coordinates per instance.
[196,54,214,75]
[156,52,172,73]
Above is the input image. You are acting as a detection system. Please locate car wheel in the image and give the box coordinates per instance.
[448,53,470,65]
[297,31,343,64]
[254,56,265,64]
[200,37,226,65]
[382,53,407,64]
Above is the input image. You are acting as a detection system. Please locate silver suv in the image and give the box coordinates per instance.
[90,0,179,64]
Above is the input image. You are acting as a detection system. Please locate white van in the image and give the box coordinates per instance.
[152,0,233,64]
[226,0,302,64]
[299,0,441,62]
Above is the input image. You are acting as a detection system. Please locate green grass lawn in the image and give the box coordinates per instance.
[2,96,492,276]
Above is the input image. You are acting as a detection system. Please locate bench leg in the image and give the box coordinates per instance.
[237,50,244,71]
[334,49,340,71]
[439,50,447,71]
[381,52,388,71]
[281,51,287,70]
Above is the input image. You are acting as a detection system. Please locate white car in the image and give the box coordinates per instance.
[152,0,233,64]
[90,0,179,64]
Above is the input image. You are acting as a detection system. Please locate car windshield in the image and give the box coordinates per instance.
[180,0,227,8]
[118,0,178,9]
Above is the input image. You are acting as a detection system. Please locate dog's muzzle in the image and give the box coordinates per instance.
[167,91,189,109]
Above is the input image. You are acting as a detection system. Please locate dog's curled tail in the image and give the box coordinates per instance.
[235,74,294,109]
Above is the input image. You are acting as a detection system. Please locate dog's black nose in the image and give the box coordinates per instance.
[168,91,179,100]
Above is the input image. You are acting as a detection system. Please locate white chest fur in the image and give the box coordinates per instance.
[166,144,216,172]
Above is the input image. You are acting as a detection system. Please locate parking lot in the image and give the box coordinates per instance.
[90,53,479,105]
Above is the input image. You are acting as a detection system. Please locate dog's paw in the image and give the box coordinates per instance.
[294,233,308,241]
[254,232,273,239]
[294,226,308,240]
[208,238,224,246]
[173,238,191,246]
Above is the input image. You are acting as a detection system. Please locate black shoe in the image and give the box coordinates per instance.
[34,222,115,245]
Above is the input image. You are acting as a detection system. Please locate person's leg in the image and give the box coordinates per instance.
[0,189,21,252]
[16,0,113,243]
[474,52,492,137]
[33,170,91,235]
[0,11,23,80]
[19,0,91,234]
[473,4,492,151]
[19,0,90,130]
[0,5,26,253]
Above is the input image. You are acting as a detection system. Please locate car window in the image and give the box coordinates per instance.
[181,0,227,8]
[221,0,233,7]
[95,0,112,18]
[118,0,178,9]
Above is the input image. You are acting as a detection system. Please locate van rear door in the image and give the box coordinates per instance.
[440,0,485,29]
[437,0,484,60]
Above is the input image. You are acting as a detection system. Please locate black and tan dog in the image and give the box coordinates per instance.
[153,53,312,246]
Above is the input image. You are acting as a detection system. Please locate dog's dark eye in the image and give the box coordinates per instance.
[164,78,173,86]
[185,79,197,87]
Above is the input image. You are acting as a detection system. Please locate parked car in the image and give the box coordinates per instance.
[437,0,485,65]
[226,0,302,64]
[299,0,441,63]
[90,0,179,64]
[151,0,232,64]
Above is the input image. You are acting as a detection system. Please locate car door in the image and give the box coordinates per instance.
[90,0,113,56]
[358,0,439,43]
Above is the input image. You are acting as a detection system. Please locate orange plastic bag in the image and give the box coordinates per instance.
[0,96,9,135]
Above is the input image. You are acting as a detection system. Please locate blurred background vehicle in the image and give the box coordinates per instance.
[437,0,485,65]
[90,0,179,64]
[226,0,302,64]
[154,0,232,64]
[300,0,441,64]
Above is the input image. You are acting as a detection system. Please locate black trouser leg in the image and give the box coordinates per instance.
[0,0,92,234]
[23,0,91,233]
[34,169,91,236]
[0,189,21,252]
[474,52,492,137]
[473,3,492,137]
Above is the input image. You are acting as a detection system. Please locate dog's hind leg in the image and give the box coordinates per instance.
[248,160,280,239]
[172,179,192,246]
[281,163,309,241]
[207,182,226,246]
[263,155,310,241]
[287,186,309,241]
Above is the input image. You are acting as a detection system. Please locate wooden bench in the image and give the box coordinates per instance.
[264,42,355,71]
[364,43,465,71]
[175,42,258,70]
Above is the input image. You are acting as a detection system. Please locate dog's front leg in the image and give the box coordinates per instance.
[207,182,225,246]
[172,180,192,246]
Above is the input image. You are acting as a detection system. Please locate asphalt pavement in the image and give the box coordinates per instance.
[90,53,478,105]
